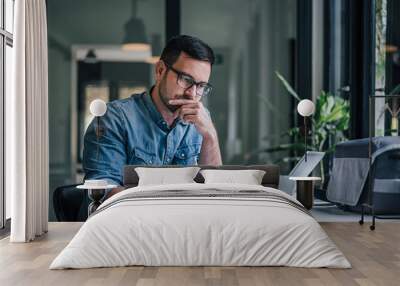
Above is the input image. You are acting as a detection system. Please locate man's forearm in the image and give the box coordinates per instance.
[199,128,222,165]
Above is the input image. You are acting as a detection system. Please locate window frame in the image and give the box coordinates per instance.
[0,0,13,232]
[322,0,375,139]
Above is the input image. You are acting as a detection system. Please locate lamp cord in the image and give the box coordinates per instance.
[96,117,100,160]
[304,116,307,162]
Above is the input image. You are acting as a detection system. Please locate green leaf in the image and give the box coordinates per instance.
[323,105,346,122]
[275,71,301,101]
[389,83,400,95]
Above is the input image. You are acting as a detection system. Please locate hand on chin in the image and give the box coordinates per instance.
[169,99,215,136]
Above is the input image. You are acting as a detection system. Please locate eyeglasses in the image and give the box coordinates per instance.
[164,62,213,97]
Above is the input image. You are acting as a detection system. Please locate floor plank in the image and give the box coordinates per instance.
[0,222,399,286]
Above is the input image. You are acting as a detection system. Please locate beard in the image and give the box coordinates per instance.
[158,76,182,112]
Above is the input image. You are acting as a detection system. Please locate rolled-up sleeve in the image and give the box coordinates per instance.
[83,103,127,186]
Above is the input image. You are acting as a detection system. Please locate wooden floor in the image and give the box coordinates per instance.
[0,222,399,286]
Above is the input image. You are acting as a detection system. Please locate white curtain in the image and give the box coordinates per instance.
[7,0,49,242]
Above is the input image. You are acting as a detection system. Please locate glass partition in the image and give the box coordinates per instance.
[5,0,13,33]
[375,0,400,136]
[182,0,297,169]
[1,0,14,229]
[47,0,165,220]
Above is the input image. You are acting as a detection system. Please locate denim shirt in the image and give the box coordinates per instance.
[83,91,203,186]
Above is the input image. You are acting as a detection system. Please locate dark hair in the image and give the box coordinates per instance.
[160,35,215,67]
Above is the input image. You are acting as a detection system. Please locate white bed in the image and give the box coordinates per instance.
[50,183,350,269]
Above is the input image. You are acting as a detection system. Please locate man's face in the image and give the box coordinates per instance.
[156,52,212,112]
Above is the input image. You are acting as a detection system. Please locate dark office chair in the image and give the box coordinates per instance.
[53,184,88,221]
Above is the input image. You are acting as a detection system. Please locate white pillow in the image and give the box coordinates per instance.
[200,169,266,185]
[135,167,201,186]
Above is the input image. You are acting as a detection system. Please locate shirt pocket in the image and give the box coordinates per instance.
[173,143,201,165]
[129,147,157,165]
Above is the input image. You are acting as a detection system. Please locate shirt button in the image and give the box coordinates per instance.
[181,153,185,158]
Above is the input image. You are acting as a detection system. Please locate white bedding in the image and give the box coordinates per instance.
[50,183,351,269]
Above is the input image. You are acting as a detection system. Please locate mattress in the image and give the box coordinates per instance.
[50,183,350,269]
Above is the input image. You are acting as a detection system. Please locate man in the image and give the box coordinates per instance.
[83,35,222,194]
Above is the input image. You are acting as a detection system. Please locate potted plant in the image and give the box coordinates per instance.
[257,72,350,185]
